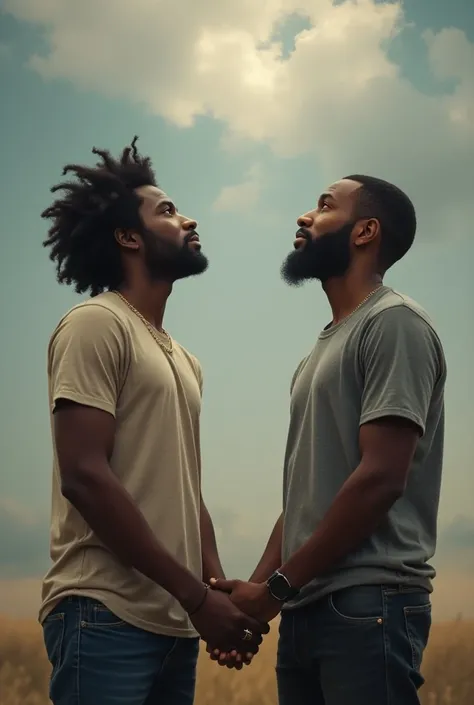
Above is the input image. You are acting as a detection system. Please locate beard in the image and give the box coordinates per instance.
[281,221,354,286]
[143,229,209,282]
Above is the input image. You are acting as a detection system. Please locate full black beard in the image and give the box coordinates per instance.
[143,229,209,282]
[281,221,354,286]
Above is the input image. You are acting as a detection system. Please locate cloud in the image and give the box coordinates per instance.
[212,164,263,212]
[4,0,474,237]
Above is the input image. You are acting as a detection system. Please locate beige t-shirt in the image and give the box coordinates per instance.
[39,292,203,637]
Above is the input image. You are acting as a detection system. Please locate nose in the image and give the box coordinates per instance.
[297,214,313,228]
[182,216,197,231]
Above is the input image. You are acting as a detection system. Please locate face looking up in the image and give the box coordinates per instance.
[281,178,376,286]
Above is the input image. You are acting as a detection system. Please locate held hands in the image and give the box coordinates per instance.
[210,578,282,623]
[187,585,270,657]
[206,578,282,669]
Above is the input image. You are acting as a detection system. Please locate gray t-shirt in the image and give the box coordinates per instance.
[282,286,446,610]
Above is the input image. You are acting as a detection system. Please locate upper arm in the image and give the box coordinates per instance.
[358,306,445,485]
[359,418,420,491]
[54,404,116,490]
[49,305,128,485]
[359,306,444,436]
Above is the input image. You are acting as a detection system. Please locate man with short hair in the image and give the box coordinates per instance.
[40,137,268,705]
[211,175,446,705]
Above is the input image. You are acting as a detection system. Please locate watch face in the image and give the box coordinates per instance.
[269,574,290,600]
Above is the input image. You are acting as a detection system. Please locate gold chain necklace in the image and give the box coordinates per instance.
[350,285,383,317]
[333,285,383,329]
[113,291,173,355]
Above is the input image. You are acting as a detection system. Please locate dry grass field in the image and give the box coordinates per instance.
[1,615,473,705]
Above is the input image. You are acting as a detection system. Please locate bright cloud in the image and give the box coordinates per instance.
[4,0,474,235]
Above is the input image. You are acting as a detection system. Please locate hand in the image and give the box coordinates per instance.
[188,586,270,654]
[207,578,281,669]
[210,578,282,623]
[206,642,255,671]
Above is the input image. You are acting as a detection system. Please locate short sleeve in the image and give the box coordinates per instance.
[359,306,445,435]
[194,357,204,395]
[48,304,129,417]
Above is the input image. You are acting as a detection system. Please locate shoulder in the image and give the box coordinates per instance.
[52,294,128,334]
[360,289,446,372]
[48,294,131,357]
[365,288,442,341]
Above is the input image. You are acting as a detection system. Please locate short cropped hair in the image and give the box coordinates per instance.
[344,174,417,270]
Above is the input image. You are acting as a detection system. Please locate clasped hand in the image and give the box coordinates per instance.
[206,577,281,670]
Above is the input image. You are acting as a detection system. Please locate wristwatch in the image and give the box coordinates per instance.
[266,570,299,602]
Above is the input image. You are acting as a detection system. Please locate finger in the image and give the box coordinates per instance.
[238,625,265,653]
[240,639,260,655]
[207,644,219,661]
[247,617,271,636]
[220,650,243,670]
[243,628,263,647]
[227,650,253,669]
[228,653,243,670]
[209,577,237,593]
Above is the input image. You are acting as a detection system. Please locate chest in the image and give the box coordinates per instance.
[291,331,364,418]
[118,332,201,418]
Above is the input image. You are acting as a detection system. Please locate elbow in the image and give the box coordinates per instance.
[383,482,405,504]
[60,480,82,504]
[360,465,407,505]
[60,463,100,503]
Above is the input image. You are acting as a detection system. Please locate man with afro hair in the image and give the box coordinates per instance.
[40,138,268,705]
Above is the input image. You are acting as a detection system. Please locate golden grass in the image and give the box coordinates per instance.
[0,615,473,704]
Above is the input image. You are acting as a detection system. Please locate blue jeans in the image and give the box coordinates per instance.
[277,585,432,705]
[42,596,200,705]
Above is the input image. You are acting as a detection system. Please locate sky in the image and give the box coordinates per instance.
[0,0,473,621]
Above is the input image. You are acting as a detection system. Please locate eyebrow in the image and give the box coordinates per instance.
[318,192,336,206]
[155,199,177,212]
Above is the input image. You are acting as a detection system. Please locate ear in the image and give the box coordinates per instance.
[114,228,140,251]
[353,218,380,248]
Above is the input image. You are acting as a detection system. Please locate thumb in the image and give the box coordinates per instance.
[209,577,237,593]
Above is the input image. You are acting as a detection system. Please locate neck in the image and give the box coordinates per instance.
[322,269,383,326]
[118,277,172,331]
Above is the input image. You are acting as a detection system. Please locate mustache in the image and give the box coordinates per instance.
[295,227,312,242]
[295,228,313,242]
[184,231,200,245]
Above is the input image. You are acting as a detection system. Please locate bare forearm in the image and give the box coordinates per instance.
[62,464,205,612]
[249,513,283,583]
[281,467,402,589]
[200,500,226,583]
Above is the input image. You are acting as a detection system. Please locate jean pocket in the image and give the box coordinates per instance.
[84,600,127,627]
[43,612,66,670]
[328,586,383,623]
[404,602,432,671]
